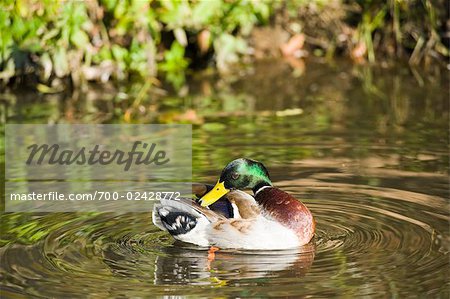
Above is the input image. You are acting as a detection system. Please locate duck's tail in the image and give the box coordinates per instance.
[152,197,222,247]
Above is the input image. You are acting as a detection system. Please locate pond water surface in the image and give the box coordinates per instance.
[1,60,449,297]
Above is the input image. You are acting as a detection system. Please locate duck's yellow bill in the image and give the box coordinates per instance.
[200,180,229,207]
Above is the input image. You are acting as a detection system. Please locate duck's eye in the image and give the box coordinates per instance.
[231,172,240,180]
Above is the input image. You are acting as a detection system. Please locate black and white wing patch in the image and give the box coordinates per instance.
[157,207,197,236]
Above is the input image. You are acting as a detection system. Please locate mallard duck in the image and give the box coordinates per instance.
[152,158,315,250]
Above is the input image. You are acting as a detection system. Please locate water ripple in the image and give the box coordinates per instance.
[1,171,448,297]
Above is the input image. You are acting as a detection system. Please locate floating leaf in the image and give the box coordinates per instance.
[275,108,303,117]
[202,123,226,132]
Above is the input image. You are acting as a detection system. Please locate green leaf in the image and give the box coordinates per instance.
[52,47,69,77]
[40,52,53,80]
[159,41,189,72]
[111,45,128,61]
[191,0,221,26]
[70,29,89,48]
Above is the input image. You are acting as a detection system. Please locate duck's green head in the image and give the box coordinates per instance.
[200,158,272,207]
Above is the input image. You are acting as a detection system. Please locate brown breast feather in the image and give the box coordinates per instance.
[255,187,315,245]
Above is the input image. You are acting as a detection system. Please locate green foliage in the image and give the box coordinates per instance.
[353,0,448,62]
[358,6,387,63]
[159,41,189,89]
[0,0,276,88]
[0,0,447,89]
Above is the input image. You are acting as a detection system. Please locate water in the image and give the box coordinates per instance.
[1,59,449,297]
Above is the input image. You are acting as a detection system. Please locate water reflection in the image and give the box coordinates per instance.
[1,59,448,297]
[151,245,315,284]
